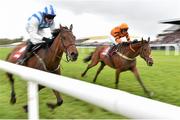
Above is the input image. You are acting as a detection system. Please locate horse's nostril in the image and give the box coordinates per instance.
[71,52,78,59]
[71,52,75,56]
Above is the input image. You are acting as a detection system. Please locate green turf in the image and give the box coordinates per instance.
[0,47,180,119]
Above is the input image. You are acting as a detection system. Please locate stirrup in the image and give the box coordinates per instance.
[16,59,25,65]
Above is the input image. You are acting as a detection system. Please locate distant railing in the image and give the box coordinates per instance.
[150,43,180,55]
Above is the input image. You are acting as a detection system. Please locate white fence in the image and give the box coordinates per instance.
[0,60,180,119]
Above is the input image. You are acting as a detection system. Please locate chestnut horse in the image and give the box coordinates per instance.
[6,24,78,111]
[81,38,153,97]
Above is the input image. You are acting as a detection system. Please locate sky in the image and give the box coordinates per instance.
[0,0,179,40]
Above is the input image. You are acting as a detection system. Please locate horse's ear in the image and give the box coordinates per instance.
[59,24,63,29]
[148,37,150,42]
[70,24,73,31]
[141,37,144,43]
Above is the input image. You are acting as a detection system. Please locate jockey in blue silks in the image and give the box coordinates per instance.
[17,5,56,64]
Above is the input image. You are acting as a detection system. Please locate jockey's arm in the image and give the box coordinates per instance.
[115,38,122,44]
[26,18,45,44]
[50,22,55,32]
[126,33,130,42]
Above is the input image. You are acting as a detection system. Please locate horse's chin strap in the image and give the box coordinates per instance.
[65,51,71,62]
[116,52,136,61]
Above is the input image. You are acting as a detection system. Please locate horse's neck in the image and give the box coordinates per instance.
[122,43,142,58]
[130,43,142,57]
[46,34,63,63]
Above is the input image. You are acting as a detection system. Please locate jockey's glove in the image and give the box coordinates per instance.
[42,37,52,44]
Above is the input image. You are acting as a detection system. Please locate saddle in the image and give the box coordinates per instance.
[108,44,119,57]
[19,42,43,64]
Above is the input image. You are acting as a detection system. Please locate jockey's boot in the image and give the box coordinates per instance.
[16,42,34,65]
[108,43,117,56]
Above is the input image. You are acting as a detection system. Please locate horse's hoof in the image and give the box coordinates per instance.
[47,103,56,110]
[10,97,16,104]
[149,91,154,98]
[23,105,28,113]
[81,73,84,77]
[146,91,154,98]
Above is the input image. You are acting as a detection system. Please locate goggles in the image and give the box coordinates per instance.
[45,14,56,20]
[121,29,128,32]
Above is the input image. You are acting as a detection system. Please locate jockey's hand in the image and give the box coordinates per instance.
[115,39,122,44]
[127,40,131,43]
[42,37,52,44]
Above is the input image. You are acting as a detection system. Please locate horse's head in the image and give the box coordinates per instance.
[57,24,78,61]
[139,37,153,66]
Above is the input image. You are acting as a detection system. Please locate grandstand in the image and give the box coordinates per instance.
[152,18,180,44]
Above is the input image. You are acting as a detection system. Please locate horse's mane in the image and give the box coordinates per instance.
[118,39,148,47]
[51,29,60,38]
[51,26,69,38]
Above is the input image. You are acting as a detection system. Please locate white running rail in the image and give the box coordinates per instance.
[0,60,180,119]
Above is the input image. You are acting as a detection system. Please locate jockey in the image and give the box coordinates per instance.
[17,5,56,64]
[108,23,131,56]
[111,23,130,44]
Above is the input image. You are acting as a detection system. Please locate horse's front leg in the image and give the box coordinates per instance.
[46,70,63,110]
[131,66,153,98]
[47,90,63,110]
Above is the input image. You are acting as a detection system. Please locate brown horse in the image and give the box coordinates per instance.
[6,24,78,111]
[81,38,153,97]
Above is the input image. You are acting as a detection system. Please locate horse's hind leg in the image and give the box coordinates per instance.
[93,62,105,83]
[81,54,100,77]
[131,66,153,98]
[6,72,16,104]
[47,90,63,110]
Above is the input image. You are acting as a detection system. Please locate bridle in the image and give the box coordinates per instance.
[139,43,152,62]
[58,29,75,62]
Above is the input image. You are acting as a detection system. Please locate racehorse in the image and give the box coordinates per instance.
[5,24,78,112]
[81,38,153,97]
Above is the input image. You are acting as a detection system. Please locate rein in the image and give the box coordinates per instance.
[129,43,136,52]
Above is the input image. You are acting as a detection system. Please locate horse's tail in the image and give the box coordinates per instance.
[83,52,93,63]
